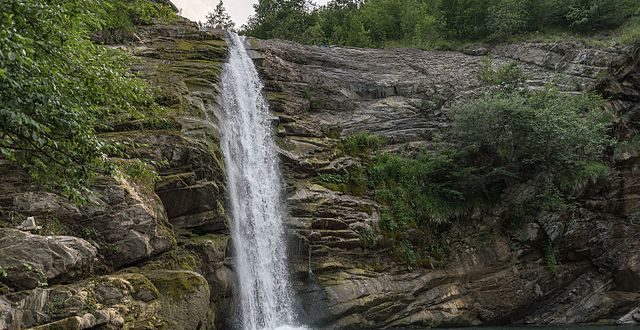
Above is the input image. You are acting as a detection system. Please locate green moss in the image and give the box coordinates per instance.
[315,166,367,196]
[151,41,227,61]
[121,273,161,299]
[186,233,229,250]
[177,254,199,272]
[39,216,71,236]
[146,270,206,301]
[323,127,342,139]
[156,61,223,83]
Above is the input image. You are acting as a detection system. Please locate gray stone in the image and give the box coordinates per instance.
[17,216,41,231]
[0,228,97,290]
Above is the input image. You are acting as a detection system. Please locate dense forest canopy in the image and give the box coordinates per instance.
[243,0,640,48]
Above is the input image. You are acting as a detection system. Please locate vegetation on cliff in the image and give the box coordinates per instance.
[0,0,176,201]
[244,0,640,48]
[336,63,613,266]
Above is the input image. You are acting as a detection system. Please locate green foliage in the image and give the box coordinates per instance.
[341,132,386,156]
[243,0,640,48]
[563,0,637,31]
[93,0,177,44]
[544,239,558,273]
[114,158,162,191]
[452,88,611,194]
[614,135,640,160]
[317,173,346,184]
[100,0,177,31]
[368,87,610,259]
[0,0,161,202]
[316,165,367,196]
[478,59,526,91]
[204,1,236,30]
[371,149,483,232]
[243,0,316,43]
[438,0,491,40]
[486,0,528,40]
[392,240,418,268]
[359,228,375,249]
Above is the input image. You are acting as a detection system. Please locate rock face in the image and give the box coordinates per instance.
[252,39,640,328]
[0,17,231,329]
[0,229,97,291]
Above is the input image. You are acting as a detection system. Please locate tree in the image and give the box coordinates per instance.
[205,1,236,30]
[0,0,157,201]
[243,0,314,41]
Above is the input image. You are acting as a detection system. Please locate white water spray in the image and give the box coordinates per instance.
[220,32,304,330]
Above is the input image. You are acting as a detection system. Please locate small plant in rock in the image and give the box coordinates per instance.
[359,228,376,249]
[114,158,160,191]
[544,240,558,273]
[341,132,387,156]
[392,240,418,269]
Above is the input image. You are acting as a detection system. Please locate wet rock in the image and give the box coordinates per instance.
[614,253,640,292]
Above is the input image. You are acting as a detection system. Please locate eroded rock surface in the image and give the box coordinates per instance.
[0,17,231,330]
[253,39,640,328]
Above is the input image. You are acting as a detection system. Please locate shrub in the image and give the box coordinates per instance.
[478,59,526,91]
[341,132,386,156]
[316,166,367,196]
[452,87,611,194]
[369,87,611,257]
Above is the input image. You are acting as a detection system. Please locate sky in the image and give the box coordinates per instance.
[170,0,330,27]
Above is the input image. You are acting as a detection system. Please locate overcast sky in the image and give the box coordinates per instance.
[171,0,331,27]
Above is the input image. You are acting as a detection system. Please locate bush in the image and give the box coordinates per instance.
[341,132,386,156]
[367,87,611,262]
[478,59,526,91]
[316,165,367,196]
[452,88,611,193]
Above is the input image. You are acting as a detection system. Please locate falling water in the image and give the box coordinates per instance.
[220,32,303,330]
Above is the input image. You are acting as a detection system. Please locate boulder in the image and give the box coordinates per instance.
[81,176,175,268]
[0,229,97,291]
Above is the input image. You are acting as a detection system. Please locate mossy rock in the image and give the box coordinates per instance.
[145,270,207,300]
[119,273,161,302]
[148,39,227,61]
[185,233,229,250]
[144,270,211,330]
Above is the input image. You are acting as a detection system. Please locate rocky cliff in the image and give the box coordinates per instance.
[251,40,640,327]
[1,13,640,330]
[0,18,233,330]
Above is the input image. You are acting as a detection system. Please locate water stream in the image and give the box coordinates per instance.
[219,32,304,330]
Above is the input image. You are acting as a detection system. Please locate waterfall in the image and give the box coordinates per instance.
[219,32,303,330]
